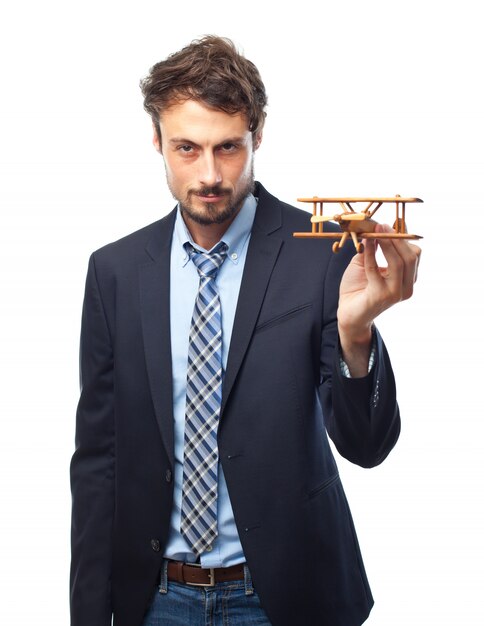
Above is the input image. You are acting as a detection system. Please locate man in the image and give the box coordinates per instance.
[70,36,420,626]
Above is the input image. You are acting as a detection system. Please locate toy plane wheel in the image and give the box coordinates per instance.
[356,242,364,254]
[332,241,340,253]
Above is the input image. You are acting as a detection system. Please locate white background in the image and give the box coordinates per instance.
[1,1,483,624]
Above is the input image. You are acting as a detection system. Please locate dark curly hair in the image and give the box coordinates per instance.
[140,36,267,145]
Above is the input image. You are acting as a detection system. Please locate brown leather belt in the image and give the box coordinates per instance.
[167,560,245,587]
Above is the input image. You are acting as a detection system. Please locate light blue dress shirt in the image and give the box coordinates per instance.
[164,193,257,568]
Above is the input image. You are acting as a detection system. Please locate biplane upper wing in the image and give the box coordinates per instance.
[296,197,423,203]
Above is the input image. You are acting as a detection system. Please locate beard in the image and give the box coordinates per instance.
[169,163,255,227]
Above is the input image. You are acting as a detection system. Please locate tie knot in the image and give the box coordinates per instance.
[187,242,228,279]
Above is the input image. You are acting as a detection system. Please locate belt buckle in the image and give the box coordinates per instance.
[185,563,216,587]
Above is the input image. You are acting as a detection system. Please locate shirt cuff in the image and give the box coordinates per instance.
[339,327,376,378]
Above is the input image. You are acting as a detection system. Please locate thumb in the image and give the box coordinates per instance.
[363,237,380,282]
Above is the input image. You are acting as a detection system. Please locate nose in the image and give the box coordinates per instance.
[199,152,222,187]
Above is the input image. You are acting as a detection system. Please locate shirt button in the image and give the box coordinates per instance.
[151,539,160,552]
[231,252,238,260]
[205,545,213,552]
[165,469,172,483]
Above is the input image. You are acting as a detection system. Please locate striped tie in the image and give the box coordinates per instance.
[180,242,228,556]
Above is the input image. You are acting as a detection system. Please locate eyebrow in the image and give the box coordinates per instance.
[168,138,194,145]
[168,136,247,147]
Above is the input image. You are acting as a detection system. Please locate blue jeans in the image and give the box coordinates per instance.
[141,560,272,625]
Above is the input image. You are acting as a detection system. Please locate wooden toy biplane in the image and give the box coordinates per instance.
[293,196,423,253]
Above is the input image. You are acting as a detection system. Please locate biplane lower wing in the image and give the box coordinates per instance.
[293,232,422,240]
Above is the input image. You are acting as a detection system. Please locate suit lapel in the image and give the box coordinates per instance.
[138,185,283,453]
[221,184,283,415]
[139,209,177,466]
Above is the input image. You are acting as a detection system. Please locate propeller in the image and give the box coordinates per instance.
[339,212,367,221]
[310,215,338,223]
[311,212,367,224]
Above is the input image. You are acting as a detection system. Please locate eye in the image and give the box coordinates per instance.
[220,142,237,153]
[178,144,193,153]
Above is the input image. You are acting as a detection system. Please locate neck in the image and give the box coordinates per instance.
[183,214,237,250]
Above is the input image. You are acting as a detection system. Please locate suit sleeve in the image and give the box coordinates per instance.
[318,249,401,469]
[70,253,114,626]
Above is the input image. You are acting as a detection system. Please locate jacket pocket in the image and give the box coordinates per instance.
[307,473,340,501]
[255,303,312,333]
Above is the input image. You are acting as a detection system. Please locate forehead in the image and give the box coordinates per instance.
[159,99,250,144]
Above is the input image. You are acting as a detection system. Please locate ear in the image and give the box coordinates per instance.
[253,129,263,151]
[152,122,162,153]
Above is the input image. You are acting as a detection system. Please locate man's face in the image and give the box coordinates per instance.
[154,99,261,228]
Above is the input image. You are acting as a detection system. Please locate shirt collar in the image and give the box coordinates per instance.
[174,193,257,267]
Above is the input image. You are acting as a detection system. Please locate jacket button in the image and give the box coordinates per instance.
[165,469,172,483]
[151,539,160,552]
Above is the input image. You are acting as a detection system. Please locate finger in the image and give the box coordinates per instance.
[384,236,421,296]
[374,225,406,299]
[411,244,422,283]
[376,224,421,300]
[362,236,382,284]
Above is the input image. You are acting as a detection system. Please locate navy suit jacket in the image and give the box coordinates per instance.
[70,182,400,626]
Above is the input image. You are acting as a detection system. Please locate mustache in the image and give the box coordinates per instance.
[189,186,231,197]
